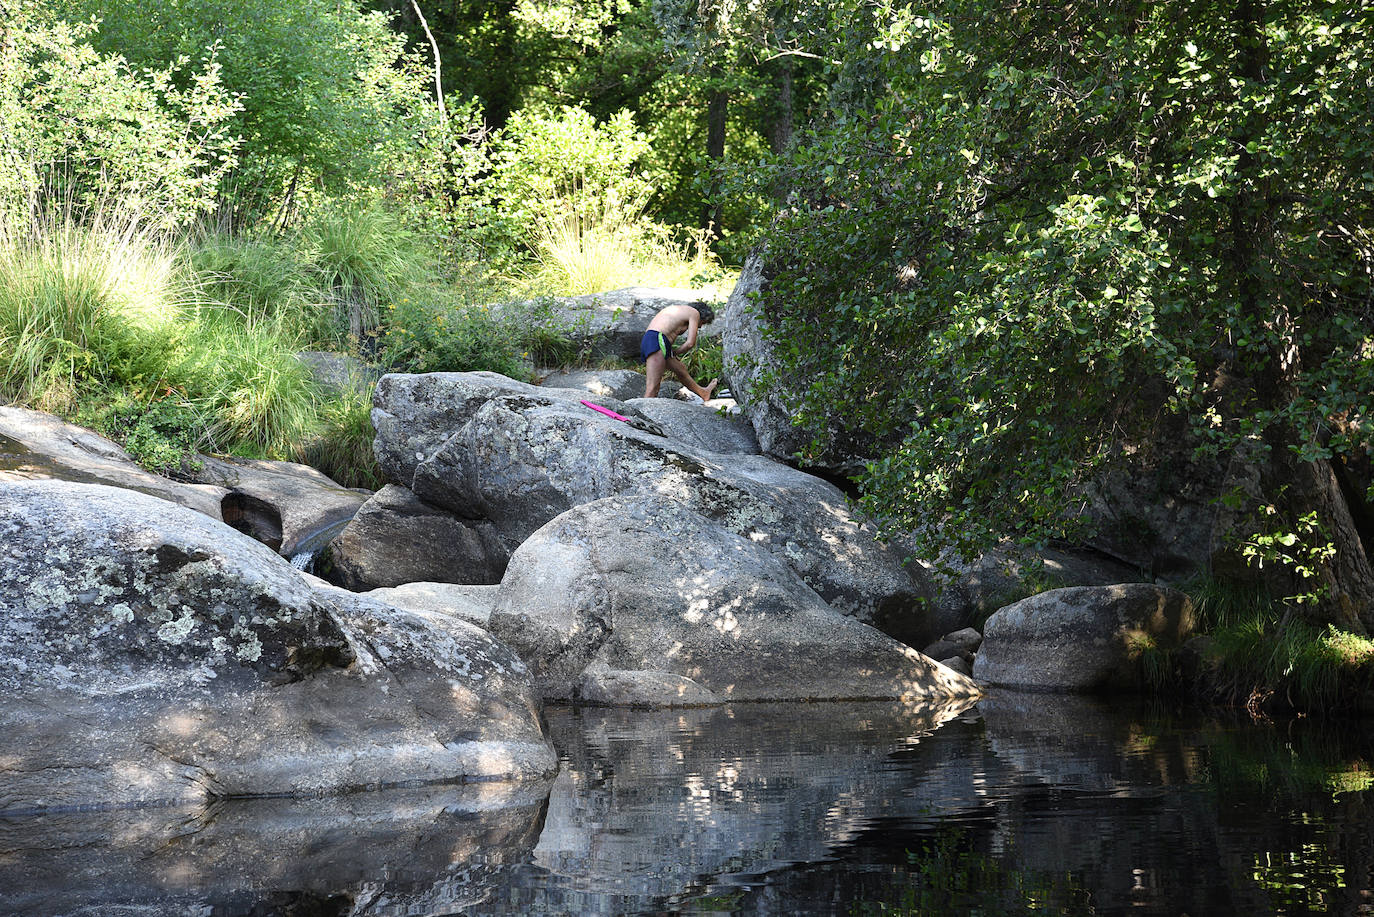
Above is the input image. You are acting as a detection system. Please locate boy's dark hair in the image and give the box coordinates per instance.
[694,301,716,325]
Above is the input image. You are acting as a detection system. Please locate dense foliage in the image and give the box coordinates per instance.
[738,0,1374,630]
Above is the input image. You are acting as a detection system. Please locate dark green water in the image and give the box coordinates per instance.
[4,693,1373,916]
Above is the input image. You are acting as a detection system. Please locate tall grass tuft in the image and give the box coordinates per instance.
[0,207,187,412]
[190,233,318,334]
[172,307,321,457]
[304,201,431,341]
[294,385,383,490]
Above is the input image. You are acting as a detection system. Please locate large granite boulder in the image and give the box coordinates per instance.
[622,397,760,455]
[0,405,226,519]
[184,454,368,559]
[0,480,555,815]
[972,584,1196,692]
[501,287,719,363]
[487,495,980,705]
[721,252,857,469]
[372,371,639,488]
[413,394,932,641]
[721,252,792,458]
[328,484,507,590]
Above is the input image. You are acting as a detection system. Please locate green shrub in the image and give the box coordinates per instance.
[0,7,239,225]
[488,107,654,248]
[58,0,435,220]
[381,297,529,378]
[80,392,204,474]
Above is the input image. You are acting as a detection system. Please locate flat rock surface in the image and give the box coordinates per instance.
[622,398,760,455]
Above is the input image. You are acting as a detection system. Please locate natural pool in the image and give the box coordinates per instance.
[4,693,1373,916]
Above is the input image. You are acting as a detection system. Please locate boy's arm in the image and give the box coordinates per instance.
[678,312,701,355]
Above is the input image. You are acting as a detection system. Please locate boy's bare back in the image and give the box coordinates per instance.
[645,303,700,341]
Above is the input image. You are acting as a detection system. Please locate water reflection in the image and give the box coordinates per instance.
[0,781,549,916]
[5,695,1374,915]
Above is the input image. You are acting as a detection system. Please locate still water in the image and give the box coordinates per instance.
[4,693,1373,916]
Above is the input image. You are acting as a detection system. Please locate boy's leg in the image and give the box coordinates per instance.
[644,352,667,397]
[665,355,718,402]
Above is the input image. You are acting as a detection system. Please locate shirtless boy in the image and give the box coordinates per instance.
[639,301,719,400]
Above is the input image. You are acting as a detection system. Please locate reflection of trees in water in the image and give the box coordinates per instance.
[493,697,1374,916]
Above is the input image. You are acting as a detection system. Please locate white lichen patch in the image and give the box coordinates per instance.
[233,631,263,662]
[156,611,199,644]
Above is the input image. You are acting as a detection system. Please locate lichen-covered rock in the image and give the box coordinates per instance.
[328,484,507,590]
[487,495,979,705]
[371,371,638,488]
[413,395,931,639]
[0,405,226,519]
[972,584,1196,692]
[184,454,368,558]
[622,397,760,455]
[0,480,555,815]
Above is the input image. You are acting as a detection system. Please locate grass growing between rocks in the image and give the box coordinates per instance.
[0,205,383,479]
[1175,576,1374,715]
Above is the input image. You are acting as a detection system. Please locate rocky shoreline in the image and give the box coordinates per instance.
[0,288,1201,816]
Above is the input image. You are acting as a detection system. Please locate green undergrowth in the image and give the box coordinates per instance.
[1166,576,1374,715]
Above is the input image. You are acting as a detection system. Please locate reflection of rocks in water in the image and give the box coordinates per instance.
[460,697,982,914]
[976,690,1178,791]
[0,781,549,917]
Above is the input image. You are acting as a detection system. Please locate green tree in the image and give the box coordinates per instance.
[739,0,1374,630]
[0,1,239,223]
[60,0,444,223]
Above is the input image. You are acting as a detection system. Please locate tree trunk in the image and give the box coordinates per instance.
[1269,453,1374,634]
[769,56,794,155]
[702,80,727,233]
